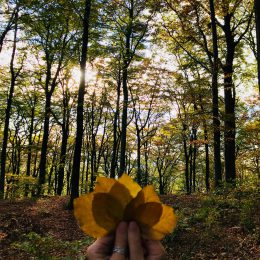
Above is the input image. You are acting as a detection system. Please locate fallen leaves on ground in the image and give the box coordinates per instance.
[0,192,259,259]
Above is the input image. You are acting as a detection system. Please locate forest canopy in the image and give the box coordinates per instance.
[0,0,259,200]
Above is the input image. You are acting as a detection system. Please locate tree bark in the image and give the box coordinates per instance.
[38,92,51,194]
[223,14,236,184]
[90,98,96,192]
[192,127,197,192]
[26,96,36,178]
[182,123,190,194]
[24,100,35,197]
[204,126,210,192]
[0,7,18,53]
[110,73,121,178]
[57,112,69,195]
[209,0,222,187]
[136,130,142,184]
[0,11,18,198]
[144,140,149,186]
[255,0,260,94]
[69,0,91,209]
[119,2,133,176]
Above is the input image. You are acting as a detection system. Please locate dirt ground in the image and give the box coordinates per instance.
[0,194,259,259]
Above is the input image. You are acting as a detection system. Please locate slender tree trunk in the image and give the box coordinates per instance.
[24,103,35,197]
[85,140,90,193]
[57,123,69,195]
[48,152,57,194]
[16,137,21,175]
[183,124,190,194]
[38,92,51,194]
[189,142,193,193]
[223,14,236,184]
[255,0,260,94]
[69,0,91,209]
[110,74,121,178]
[119,4,133,176]
[26,100,36,177]
[0,12,18,198]
[0,27,11,53]
[33,127,42,178]
[209,0,222,187]
[119,64,129,176]
[157,159,164,195]
[192,128,197,192]
[0,7,17,53]
[199,95,210,191]
[159,173,164,195]
[90,134,96,192]
[67,155,73,195]
[57,86,70,195]
[136,130,142,184]
[144,140,149,186]
[11,131,17,174]
[204,126,210,192]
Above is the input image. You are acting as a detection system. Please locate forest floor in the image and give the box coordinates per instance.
[0,190,259,260]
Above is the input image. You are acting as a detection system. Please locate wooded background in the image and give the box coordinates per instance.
[0,0,259,203]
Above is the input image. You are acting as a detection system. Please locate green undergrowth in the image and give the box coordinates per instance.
[164,187,260,258]
[12,232,93,260]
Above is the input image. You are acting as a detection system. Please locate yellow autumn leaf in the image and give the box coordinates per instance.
[73,174,177,240]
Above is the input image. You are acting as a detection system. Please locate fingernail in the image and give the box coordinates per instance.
[117,221,128,232]
[129,221,139,231]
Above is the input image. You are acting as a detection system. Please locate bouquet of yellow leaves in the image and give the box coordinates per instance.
[74,174,177,240]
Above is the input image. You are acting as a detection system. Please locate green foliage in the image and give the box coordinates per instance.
[5,174,38,199]
[162,188,259,259]
[169,188,259,236]
[12,232,92,259]
[240,199,256,231]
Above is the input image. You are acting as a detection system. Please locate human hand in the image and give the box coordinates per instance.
[87,221,166,260]
[128,221,166,260]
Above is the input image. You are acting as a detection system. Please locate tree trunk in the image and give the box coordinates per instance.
[69,0,91,209]
[16,137,21,176]
[119,64,129,176]
[110,74,121,178]
[255,0,260,94]
[57,84,70,195]
[57,123,69,195]
[189,141,193,193]
[85,140,90,193]
[119,4,133,176]
[38,92,51,194]
[26,98,36,177]
[223,14,236,184]
[0,11,18,198]
[24,102,35,197]
[144,140,149,186]
[48,151,57,194]
[209,0,222,187]
[136,130,142,184]
[0,7,17,53]
[90,135,96,192]
[204,126,210,192]
[192,128,197,192]
[157,158,164,195]
[183,124,190,194]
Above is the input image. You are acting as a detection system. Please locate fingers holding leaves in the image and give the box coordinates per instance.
[111,222,128,260]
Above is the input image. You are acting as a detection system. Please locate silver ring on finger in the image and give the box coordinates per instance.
[113,246,128,256]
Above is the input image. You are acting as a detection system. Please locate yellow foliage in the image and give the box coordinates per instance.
[74,174,177,240]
